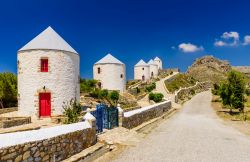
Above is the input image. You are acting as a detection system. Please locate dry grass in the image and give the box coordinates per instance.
[212,95,250,136]
[245,96,250,107]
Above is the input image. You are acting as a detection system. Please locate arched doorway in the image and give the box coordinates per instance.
[151,72,154,77]
[142,75,145,81]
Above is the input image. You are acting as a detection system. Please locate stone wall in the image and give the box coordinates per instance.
[0,122,96,162]
[122,101,171,129]
[0,117,31,128]
[175,82,211,103]
[0,107,18,114]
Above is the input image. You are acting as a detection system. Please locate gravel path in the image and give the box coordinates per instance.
[112,91,250,162]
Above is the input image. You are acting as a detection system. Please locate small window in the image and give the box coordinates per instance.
[142,68,144,70]
[120,74,123,78]
[142,75,145,81]
[97,67,101,74]
[41,59,48,72]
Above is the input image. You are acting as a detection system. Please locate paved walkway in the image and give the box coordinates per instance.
[154,72,180,108]
[112,91,250,162]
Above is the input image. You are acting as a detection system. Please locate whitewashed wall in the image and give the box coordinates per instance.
[149,64,159,78]
[93,63,126,92]
[154,59,162,70]
[18,50,80,118]
[134,65,150,81]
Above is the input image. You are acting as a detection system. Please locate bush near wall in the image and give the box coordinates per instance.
[149,93,164,103]
[0,72,17,108]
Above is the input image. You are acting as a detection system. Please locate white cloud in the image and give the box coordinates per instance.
[178,43,204,53]
[214,40,226,47]
[243,35,250,45]
[222,32,239,40]
[214,31,239,47]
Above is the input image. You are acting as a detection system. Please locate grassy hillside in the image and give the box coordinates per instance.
[165,73,197,93]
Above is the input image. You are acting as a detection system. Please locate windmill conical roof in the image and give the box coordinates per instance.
[95,54,124,65]
[148,59,157,65]
[19,26,78,54]
[154,57,161,61]
[135,59,149,67]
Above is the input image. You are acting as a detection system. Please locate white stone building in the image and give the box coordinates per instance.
[148,59,158,78]
[18,26,80,118]
[134,60,150,81]
[154,57,163,70]
[93,54,126,92]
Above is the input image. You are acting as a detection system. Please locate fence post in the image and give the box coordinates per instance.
[83,112,96,129]
[117,104,124,127]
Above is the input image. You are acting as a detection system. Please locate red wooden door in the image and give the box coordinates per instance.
[39,93,51,117]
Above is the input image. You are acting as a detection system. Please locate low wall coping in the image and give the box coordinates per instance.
[0,121,91,148]
[124,100,171,118]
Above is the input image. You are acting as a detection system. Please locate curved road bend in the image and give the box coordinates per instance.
[112,91,250,162]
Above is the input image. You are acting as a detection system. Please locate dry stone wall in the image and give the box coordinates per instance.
[175,82,211,103]
[0,107,18,114]
[0,124,96,162]
[0,117,31,128]
[122,101,171,129]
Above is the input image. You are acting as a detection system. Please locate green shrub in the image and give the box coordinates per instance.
[63,99,82,124]
[98,89,109,99]
[145,83,156,92]
[109,91,119,102]
[89,89,100,98]
[190,89,195,95]
[246,89,250,96]
[90,89,120,107]
[80,79,98,93]
[149,93,155,100]
[154,93,164,103]
[148,92,164,103]
[0,72,17,108]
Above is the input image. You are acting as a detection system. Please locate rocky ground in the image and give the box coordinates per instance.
[187,55,231,83]
[97,91,250,162]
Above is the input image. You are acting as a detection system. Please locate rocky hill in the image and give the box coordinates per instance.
[233,66,250,77]
[186,56,231,83]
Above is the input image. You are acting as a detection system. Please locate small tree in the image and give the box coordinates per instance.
[109,91,119,107]
[219,71,246,118]
[0,73,17,108]
[63,99,82,124]
[80,79,98,93]
[98,89,120,107]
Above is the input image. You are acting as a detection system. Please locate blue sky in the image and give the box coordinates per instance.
[0,0,250,79]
